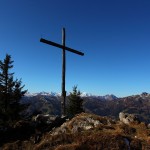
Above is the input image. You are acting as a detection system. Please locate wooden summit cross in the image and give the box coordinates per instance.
[40,28,84,116]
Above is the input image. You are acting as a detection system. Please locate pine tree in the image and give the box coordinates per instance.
[66,86,84,118]
[0,54,14,113]
[0,54,27,121]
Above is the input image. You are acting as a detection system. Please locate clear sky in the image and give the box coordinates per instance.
[0,0,150,97]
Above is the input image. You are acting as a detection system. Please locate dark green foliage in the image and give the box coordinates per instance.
[0,54,27,122]
[66,86,83,118]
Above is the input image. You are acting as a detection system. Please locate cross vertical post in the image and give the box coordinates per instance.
[40,28,84,117]
[62,28,66,116]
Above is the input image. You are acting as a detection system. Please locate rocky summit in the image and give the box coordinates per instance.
[1,113,150,150]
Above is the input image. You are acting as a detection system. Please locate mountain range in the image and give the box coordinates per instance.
[21,92,150,123]
[25,91,118,99]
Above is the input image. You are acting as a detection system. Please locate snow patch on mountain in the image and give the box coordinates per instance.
[80,92,118,100]
[25,92,61,97]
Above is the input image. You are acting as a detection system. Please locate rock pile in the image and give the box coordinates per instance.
[51,113,114,135]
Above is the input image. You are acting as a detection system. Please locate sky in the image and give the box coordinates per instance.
[0,0,150,97]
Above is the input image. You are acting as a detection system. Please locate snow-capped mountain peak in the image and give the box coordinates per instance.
[25,91,61,97]
[25,92,118,100]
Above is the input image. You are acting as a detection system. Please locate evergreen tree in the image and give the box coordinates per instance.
[0,54,27,121]
[66,86,84,118]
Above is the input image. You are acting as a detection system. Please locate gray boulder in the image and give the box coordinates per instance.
[119,112,140,125]
[33,114,58,124]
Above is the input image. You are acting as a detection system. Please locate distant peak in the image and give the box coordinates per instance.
[25,91,61,97]
[25,91,118,100]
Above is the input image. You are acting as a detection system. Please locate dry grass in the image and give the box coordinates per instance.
[55,143,80,150]
[34,128,143,150]
[2,140,34,150]
[2,113,150,150]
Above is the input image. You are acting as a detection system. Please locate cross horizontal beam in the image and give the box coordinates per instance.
[40,38,84,56]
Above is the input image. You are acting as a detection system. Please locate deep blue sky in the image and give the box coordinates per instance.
[0,0,150,97]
